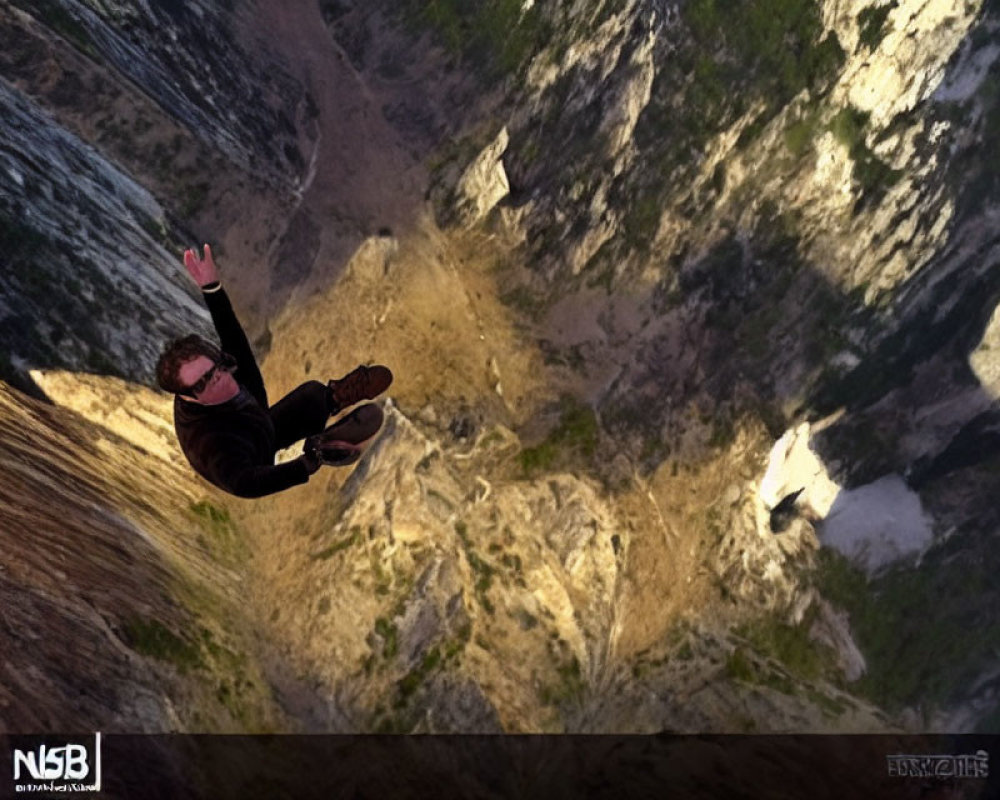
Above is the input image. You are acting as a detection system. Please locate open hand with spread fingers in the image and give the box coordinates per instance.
[183,244,220,288]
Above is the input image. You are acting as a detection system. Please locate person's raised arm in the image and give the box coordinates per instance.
[183,244,267,406]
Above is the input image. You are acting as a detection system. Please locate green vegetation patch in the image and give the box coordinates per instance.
[727,615,839,699]
[725,646,756,683]
[857,1,898,53]
[684,0,845,94]
[124,616,251,730]
[444,623,473,661]
[455,521,496,613]
[539,655,586,706]
[478,429,505,450]
[828,106,904,198]
[735,614,833,683]
[370,547,393,596]
[375,617,399,659]
[381,625,471,725]
[123,618,203,673]
[396,646,443,705]
[680,0,845,143]
[400,0,552,82]
[814,543,1000,714]
[805,686,850,717]
[196,627,266,729]
[312,527,361,560]
[190,500,248,564]
[519,396,599,475]
[500,284,548,320]
[829,106,870,151]
[190,500,234,532]
[784,107,823,158]
[622,191,663,253]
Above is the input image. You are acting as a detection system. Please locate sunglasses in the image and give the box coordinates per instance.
[186,353,237,396]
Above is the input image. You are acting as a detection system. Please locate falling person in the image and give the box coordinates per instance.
[155,244,392,498]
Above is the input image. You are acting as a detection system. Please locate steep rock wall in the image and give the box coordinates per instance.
[0,378,287,731]
[0,80,210,386]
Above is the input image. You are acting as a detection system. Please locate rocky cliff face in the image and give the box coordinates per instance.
[0,376,292,731]
[2,0,999,734]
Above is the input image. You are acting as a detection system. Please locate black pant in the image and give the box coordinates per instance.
[268,380,332,451]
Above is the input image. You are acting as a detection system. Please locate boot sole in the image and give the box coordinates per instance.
[331,366,393,409]
[319,403,384,446]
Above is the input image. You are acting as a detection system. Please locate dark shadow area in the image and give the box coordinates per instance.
[2,733,994,800]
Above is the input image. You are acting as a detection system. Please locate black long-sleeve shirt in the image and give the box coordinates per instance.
[173,286,310,498]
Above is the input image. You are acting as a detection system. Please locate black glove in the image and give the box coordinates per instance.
[301,437,323,474]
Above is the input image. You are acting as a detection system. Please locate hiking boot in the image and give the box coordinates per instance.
[320,403,384,445]
[304,435,363,467]
[318,440,363,467]
[328,365,393,412]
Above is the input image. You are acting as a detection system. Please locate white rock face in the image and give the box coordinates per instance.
[970,300,1000,399]
[935,40,1000,102]
[564,24,656,276]
[524,0,640,96]
[273,401,628,730]
[599,26,656,160]
[455,127,510,227]
[820,474,934,573]
[759,423,934,573]
[835,0,980,127]
[759,423,841,517]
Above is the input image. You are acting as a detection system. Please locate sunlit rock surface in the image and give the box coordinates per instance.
[454,127,511,228]
[0,380,287,732]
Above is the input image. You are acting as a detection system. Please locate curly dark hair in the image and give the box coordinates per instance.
[155,334,223,394]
